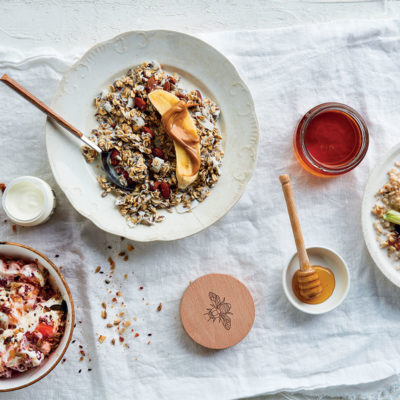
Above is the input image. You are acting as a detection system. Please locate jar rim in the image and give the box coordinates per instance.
[299,102,369,174]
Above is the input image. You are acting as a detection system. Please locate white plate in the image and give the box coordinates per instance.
[46,30,259,241]
[362,143,400,287]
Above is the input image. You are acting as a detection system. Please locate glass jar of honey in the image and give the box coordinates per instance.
[293,103,369,177]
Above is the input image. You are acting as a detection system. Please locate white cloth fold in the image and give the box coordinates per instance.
[2,19,400,400]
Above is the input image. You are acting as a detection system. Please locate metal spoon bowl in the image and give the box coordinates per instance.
[0,74,135,192]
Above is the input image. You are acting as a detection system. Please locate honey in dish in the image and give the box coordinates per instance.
[292,265,335,304]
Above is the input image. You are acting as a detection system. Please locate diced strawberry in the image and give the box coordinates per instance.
[152,148,164,159]
[160,182,170,199]
[142,126,155,139]
[134,97,146,110]
[36,323,54,339]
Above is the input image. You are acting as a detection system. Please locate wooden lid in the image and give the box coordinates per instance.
[180,273,255,349]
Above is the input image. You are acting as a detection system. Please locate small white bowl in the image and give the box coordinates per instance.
[282,246,350,315]
[0,242,74,392]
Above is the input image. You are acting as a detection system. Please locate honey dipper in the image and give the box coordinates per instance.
[279,174,323,299]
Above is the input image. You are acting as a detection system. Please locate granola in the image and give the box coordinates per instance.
[82,62,223,227]
[372,162,400,267]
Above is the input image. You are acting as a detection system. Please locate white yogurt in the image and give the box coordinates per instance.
[5,182,44,220]
[2,176,56,226]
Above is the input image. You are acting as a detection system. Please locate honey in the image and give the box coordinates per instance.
[292,265,335,305]
[294,103,369,177]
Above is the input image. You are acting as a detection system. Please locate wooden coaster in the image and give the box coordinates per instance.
[180,273,255,349]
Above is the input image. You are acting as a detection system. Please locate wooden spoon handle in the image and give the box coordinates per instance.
[279,174,310,271]
[0,74,83,139]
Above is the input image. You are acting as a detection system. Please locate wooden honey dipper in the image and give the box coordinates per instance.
[279,174,323,299]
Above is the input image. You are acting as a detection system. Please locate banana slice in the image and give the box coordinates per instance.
[148,90,200,189]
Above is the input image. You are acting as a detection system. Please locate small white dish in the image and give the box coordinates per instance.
[282,246,350,315]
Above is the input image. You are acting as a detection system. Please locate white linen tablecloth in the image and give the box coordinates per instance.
[2,19,400,400]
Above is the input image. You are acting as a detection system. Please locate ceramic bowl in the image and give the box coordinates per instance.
[0,242,74,392]
[46,30,259,241]
[282,246,350,315]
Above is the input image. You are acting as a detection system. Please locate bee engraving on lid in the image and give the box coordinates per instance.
[204,292,233,330]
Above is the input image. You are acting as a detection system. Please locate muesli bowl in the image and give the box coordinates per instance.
[46,30,259,241]
[0,242,74,392]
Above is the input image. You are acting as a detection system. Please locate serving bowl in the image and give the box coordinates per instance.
[46,30,259,241]
[0,242,74,392]
[282,246,350,315]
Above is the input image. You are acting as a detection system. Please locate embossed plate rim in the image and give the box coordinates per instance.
[46,30,259,241]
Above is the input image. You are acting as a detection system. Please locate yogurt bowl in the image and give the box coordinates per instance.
[0,242,74,391]
[283,246,350,315]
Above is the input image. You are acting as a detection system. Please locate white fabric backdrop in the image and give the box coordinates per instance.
[2,19,400,400]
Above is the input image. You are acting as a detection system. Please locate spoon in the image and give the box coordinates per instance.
[0,74,135,191]
[279,174,323,299]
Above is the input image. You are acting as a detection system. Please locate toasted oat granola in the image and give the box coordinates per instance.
[372,162,400,267]
[82,62,223,227]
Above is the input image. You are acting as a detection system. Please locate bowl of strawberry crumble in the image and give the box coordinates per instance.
[46,30,259,241]
[0,242,74,391]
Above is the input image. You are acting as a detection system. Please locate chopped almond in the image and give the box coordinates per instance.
[123,320,131,328]
[98,335,106,344]
[101,302,107,309]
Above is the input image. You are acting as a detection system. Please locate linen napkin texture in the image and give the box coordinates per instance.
[2,19,400,400]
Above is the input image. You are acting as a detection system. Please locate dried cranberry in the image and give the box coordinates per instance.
[152,148,164,159]
[115,167,124,175]
[142,126,155,139]
[0,304,10,314]
[146,76,158,93]
[0,279,7,287]
[177,93,188,101]
[110,149,119,166]
[134,97,146,111]
[168,76,176,84]
[150,182,160,191]
[163,81,171,92]
[160,182,170,199]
